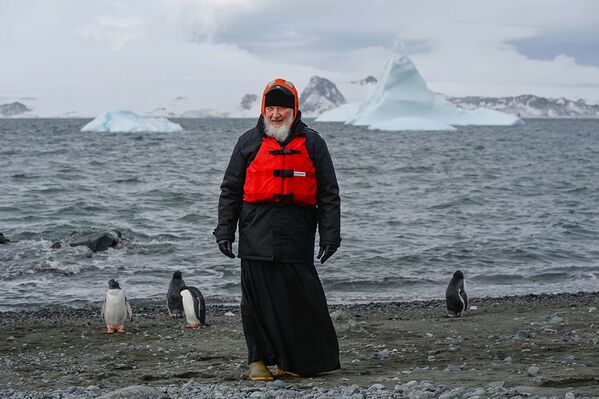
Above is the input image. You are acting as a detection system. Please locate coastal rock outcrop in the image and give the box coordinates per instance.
[52,230,122,252]
[0,233,10,244]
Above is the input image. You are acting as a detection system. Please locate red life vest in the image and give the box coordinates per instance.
[243,136,317,206]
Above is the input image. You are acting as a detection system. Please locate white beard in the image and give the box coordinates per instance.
[264,113,293,143]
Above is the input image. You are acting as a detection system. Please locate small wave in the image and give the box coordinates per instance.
[326,276,437,290]
[428,195,485,209]
[564,186,588,193]
[472,273,526,284]
[33,262,83,276]
[113,176,142,183]
[11,173,39,180]
[394,165,434,173]
[529,271,571,282]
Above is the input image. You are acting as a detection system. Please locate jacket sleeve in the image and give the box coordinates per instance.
[312,135,341,249]
[213,137,247,243]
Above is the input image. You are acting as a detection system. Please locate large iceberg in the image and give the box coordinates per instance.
[81,110,183,132]
[316,43,523,131]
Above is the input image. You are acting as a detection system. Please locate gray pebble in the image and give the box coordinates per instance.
[439,387,466,399]
[368,383,385,391]
[514,330,535,340]
[271,380,285,389]
[444,364,463,373]
[344,385,361,395]
[95,385,163,399]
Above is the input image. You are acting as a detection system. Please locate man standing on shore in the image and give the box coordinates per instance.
[214,78,341,380]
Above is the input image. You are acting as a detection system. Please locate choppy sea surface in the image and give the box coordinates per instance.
[1,118,598,310]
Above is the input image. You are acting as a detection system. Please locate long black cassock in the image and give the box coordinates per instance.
[214,114,341,375]
[241,260,339,375]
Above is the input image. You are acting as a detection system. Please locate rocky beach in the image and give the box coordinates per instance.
[1,292,598,398]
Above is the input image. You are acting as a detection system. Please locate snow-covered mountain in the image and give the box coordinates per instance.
[317,42,521,131]
[299,76,346,117]
[0,101,31,117]
[447,95,599,118]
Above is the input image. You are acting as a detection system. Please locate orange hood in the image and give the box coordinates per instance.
[261,78,299,120]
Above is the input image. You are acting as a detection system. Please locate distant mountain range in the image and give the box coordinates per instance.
[2,83,599,119]
[447,95,599,118]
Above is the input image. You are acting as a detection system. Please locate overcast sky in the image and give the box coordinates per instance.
[1,0,599,114]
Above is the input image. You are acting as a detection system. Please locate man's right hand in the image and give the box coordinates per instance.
[217,240,236,258]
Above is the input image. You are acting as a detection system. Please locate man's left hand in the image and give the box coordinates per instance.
[317,246,337,264]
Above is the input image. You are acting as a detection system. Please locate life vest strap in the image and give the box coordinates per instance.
[274,169,295,178]
[274,193,294,201]
[270,149,301,155]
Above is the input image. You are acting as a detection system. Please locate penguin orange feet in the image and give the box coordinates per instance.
[185,323,200,329]
[275,367,301,377]
[117,325,126,333]
[105,327,115,334]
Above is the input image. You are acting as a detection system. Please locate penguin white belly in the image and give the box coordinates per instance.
[104,289,127,327]
[181,289,200,324]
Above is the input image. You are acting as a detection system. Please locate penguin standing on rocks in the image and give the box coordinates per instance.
[180,285,207,328]
[166,271,186,318]
[446,270,469,317]
[101,279,133,333]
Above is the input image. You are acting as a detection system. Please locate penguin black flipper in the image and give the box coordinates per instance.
[166,271,186,317]
[188,286,207,327]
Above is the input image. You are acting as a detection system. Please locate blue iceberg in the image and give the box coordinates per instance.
[317,43,523,131]
[81,110,183,133]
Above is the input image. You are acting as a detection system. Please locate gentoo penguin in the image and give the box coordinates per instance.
[166,271,186,318]
[446,270,469,317]
[101,279,133,333]
[180,285,207,328]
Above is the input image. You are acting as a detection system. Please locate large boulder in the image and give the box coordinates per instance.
[52,230,122,252]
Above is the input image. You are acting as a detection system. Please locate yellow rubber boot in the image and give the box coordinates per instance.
[248,361,274,381]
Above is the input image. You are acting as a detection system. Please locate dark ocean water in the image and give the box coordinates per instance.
[1,118,598,310]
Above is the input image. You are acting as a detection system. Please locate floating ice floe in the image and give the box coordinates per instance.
[81,110,183,132]
[316,42,523,131]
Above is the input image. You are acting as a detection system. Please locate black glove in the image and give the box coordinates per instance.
[217,240,235,258]
[317,246,337,264]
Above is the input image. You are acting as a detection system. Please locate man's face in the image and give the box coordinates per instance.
[264,106,293,127]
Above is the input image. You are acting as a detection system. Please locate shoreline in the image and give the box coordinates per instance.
[1,291,598,398]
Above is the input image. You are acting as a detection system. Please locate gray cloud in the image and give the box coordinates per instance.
[1,0,599,115]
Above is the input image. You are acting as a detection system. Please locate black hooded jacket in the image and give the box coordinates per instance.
[213,112,341,263]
